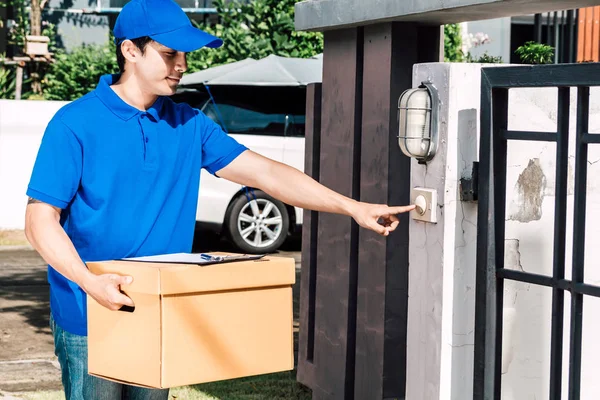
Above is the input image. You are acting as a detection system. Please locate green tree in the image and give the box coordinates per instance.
[41,0,324,100]
[444,23,463,62]
[187,0,323,73]
[42,39,118,101]
[1,0,57,97]
[1,0,51,49]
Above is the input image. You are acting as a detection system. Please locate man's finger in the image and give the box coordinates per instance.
[117,275,134,286]
[109,274,133,286]
[115,292,135,307]
[371,221,388,235]
[388,205,416,215]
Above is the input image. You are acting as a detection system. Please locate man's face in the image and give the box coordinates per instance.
[131,41,188,96]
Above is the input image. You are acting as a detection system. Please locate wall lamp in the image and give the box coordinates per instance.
[397,81,440,164]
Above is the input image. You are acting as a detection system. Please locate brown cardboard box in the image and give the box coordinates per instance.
[86,254,295,388]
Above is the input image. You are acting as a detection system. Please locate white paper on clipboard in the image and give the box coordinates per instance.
[120,252,266,266]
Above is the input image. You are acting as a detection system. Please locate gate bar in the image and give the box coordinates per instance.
[568,86,590,400]
[501,129,557,142]
[549,87,570,400]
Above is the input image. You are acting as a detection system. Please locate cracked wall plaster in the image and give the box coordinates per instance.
[508,159,546,222]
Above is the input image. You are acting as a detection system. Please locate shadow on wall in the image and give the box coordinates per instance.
[451,108,478,399]
[45,0,111,51]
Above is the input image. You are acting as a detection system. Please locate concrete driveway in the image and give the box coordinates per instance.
[0,248,61,395]
[0,234,301,398]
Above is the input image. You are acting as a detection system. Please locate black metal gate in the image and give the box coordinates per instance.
[474,63,600,400]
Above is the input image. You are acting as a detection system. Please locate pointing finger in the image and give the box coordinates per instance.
[388,205,416,215]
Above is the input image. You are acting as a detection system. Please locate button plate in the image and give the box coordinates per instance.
[410,187,437,223]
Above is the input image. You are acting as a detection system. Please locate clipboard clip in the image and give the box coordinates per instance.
[200,253,227,262]
[198,253,266,264]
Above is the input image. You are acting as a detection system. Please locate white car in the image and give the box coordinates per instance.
[173,85,306,254]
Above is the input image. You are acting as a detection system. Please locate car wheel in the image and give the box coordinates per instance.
[225,190,290,254]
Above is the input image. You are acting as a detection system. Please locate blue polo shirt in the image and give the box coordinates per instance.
[27,74,247,336]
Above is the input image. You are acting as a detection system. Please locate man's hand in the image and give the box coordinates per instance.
[350,203,416,236]
[82,273,135,311]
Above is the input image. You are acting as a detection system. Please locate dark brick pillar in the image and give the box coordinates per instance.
[298,22,442,400]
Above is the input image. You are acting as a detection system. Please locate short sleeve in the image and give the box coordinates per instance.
[196,109,247,176]
[26,118,82,209]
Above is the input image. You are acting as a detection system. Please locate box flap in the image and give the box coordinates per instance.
[87,260,161,295]
[158,255,295,295]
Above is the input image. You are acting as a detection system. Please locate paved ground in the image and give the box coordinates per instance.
[0,247,60,396]
[0,231,301,398]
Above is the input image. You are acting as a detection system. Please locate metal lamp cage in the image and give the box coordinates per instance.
[397,81,439,163]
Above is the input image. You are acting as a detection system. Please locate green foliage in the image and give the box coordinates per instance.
[475,52,503,63]
[186,0,323,73]
[465,51,503,64]
[444,24,464,63]
[42,41,118,101]
[5,0,323,100]
[515,41,554,64]
[0,65,16,99]
[0,0,27,49]
[0,0,57,52]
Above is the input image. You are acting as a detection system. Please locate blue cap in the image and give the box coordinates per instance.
[113,0,223,52]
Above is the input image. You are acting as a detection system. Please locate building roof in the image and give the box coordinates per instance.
[294,0,599,32]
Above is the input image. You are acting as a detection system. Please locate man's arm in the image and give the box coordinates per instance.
[25,199,134,310]
[216,151,415,236]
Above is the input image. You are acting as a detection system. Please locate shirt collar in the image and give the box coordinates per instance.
[95,74,165,122]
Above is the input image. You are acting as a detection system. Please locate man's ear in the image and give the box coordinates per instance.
[121,40,142,65]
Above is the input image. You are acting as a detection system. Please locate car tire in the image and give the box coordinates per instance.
[225,189,290,254]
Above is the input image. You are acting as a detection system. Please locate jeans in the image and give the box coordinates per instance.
[50,314,170,400]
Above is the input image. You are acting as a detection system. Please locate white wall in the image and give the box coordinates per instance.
[502,84,600,400]
[406,62,482,400]
[406,63,600,399]
[0,100,68,229]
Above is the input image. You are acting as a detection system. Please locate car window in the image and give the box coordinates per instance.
[286,115,305,138]
[203,101,287,136]
[170,90,210,109]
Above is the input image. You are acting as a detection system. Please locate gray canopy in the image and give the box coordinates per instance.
[179,54,323,87]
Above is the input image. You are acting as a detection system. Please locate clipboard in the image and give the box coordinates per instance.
[120,252,266,266]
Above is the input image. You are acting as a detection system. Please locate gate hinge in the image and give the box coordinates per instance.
[460,161,479,202]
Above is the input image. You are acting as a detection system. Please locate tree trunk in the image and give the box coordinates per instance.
[30,0,42,36]
[28,0,48,96]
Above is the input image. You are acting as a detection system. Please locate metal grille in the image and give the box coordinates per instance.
[532,10,578,64]
[474,63,600,400]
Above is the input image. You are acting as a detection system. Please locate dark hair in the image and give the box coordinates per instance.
[116,36,153,73]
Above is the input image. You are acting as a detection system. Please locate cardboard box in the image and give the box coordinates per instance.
[86,254,295,388]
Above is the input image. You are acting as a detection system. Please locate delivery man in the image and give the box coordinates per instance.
[24,0,415,398]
